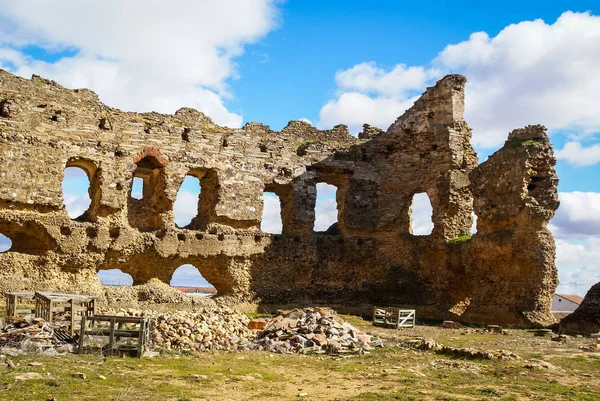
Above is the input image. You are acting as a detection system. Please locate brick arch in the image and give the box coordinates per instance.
[133,147,168,168]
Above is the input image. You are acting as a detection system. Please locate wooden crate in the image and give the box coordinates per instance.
[5,292,35,321]
[79,315,150,358]
[372,307,415,329]
[34,292,96,337]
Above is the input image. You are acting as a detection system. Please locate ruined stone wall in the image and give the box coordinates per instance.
[0,70,559,327]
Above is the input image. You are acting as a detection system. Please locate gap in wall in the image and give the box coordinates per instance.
[314,183,338,232]
[130,176,144,200]
[170,264,216,297]
[174,175,202,228]
[0,233,11,252]
[98,269,133,286]
[62,166,92,219]
[261,192,282,234]
[411,192,433,235]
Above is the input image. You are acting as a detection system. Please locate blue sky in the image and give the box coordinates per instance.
[0,1,599,295]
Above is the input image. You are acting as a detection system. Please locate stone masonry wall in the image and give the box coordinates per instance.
[0,70,559,327]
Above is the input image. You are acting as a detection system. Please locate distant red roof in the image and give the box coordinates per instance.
[174,286,217,294]
[556,294,584,305]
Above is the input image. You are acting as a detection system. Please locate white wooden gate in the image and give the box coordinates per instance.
[372,307,415,329]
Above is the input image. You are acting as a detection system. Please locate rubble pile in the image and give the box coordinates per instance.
[247,308,383,354]
[151,309,253,351]
[0,317,60,350]
[403,337,520,360]
[98,307,254,352]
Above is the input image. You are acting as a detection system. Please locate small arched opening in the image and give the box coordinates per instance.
[314,182,339,233]
[0,233,12,253]
[62,159,100,221]
[410,192,433,235]
[0,220,57,254]
[97,269,134,286]
[170,264,216,297]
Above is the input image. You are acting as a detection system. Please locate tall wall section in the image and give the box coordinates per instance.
[0,70,559,327]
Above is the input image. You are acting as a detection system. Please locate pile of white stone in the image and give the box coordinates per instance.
[246,307,383,354]
[150,308,253,351]
[99,307,254,352]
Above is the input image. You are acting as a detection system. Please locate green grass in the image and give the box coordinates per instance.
[243,312,275,319]
[506,138,540,148]
[447,234,472,244]
[1,317,599,400]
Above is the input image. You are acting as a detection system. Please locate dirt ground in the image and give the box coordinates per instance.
[0,315,598,401]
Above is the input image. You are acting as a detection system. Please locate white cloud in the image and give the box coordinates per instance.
[334,62,441,98]
[555,142,600,167]
[549,191,600,296]
[0,0,280,127]
[319,11,600,151]
[436,11,600,149]
[319,92,419,134]
[173,190,199,228]
[555,238,600,297]
[64,194,91,219]
[550,192,600,238]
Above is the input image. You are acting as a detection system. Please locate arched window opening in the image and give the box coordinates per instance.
[131,177,143,200]
[261,192,282,234]
[410,192,433,235]
[314,183,338,232]
[174,175,202,228]
[170,264,216,296]
[0,233,12,253]
[98,269,133,286]
[62,166,92,220]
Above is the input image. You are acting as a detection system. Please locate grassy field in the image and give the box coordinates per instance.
[1,315,599,401]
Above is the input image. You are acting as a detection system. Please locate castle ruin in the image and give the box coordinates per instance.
[0,71,560,327]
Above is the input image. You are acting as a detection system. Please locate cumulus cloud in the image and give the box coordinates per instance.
[319,93,419,134]
[550,192,600,238]
[63,194,91,219]
[0,0,281,126]
[549,191,600,295]
[174,190,200,228]
[555,142,600,167]
[555,238,600,296]
[437,11,600,149]
[319,11,600,154]
[334,62,441,98]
